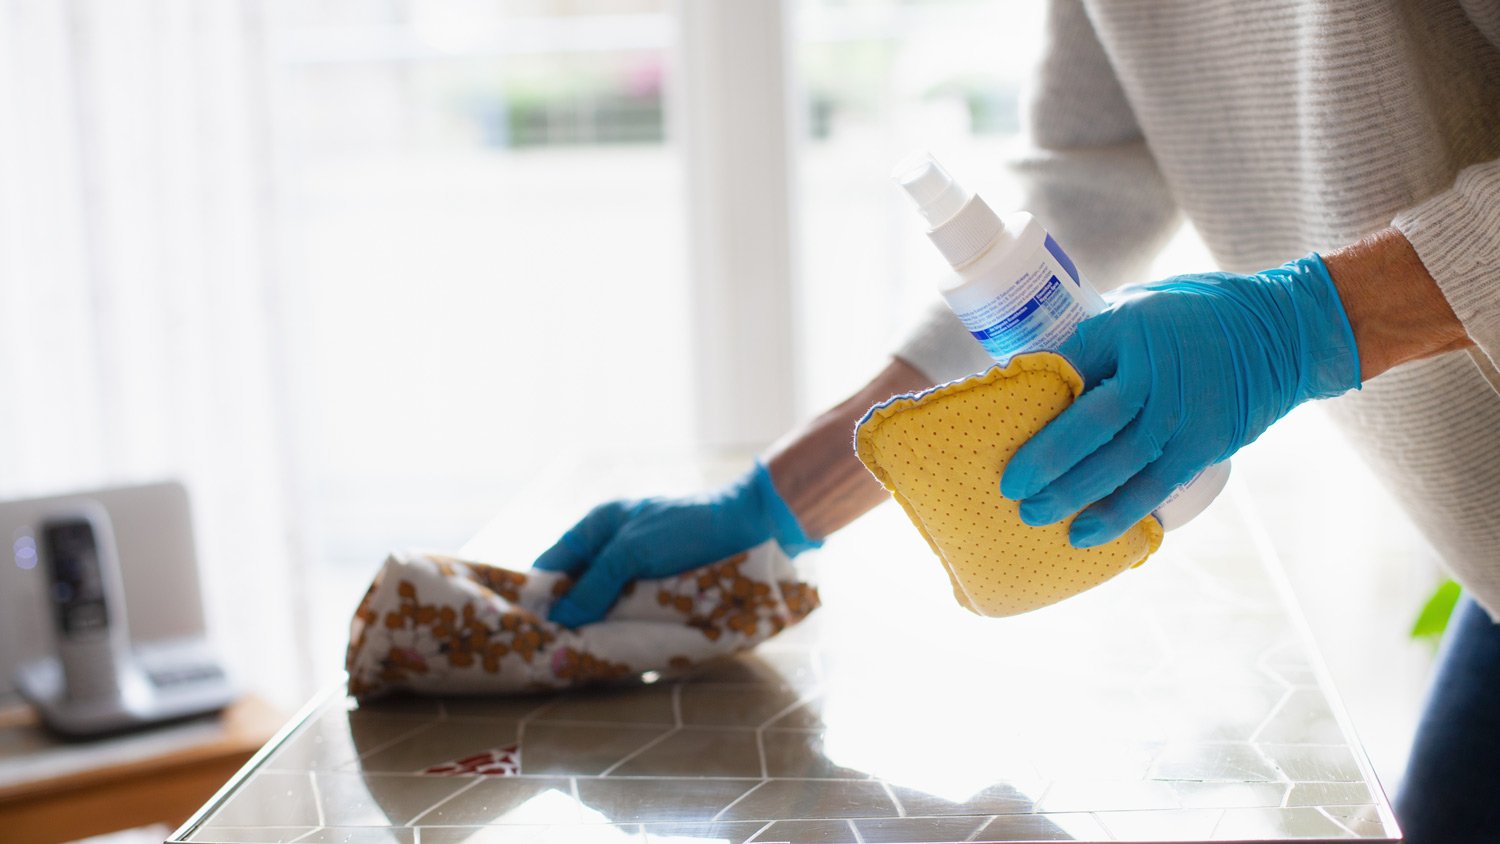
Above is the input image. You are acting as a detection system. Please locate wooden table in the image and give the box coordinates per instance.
[0,696,283,844]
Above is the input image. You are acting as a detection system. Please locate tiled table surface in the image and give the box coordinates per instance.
[172,463,1400,843]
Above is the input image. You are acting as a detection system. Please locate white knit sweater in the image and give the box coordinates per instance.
[895,0,1500,614]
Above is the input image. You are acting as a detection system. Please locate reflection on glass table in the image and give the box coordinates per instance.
[170,462,1399,843]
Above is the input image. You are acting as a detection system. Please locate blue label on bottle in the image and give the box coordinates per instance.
[967,275,1071,359]
[1044,234,1080,285]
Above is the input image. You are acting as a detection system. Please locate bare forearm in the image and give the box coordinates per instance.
[765,357,932,539]
[1322,227,1472,380]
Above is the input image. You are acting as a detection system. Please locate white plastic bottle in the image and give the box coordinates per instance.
[891,151,1228,531]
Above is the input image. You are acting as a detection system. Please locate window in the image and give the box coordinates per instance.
[271,1,688,571]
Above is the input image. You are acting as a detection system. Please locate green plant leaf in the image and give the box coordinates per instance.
[1410,578,1462,641]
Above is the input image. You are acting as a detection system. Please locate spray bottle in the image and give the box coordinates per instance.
[891,151,1228,531]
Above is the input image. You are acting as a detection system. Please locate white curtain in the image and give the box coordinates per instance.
[0,0,311,706]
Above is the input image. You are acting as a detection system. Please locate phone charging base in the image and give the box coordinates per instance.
[15,647,235,738]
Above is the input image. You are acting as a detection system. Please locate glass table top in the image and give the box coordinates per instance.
[172,470,1399,843]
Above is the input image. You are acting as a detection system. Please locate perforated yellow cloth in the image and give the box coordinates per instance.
[855,352,1163,617]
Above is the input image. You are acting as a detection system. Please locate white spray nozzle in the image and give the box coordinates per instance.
[891,151,971,229]
[891,151,1004,268]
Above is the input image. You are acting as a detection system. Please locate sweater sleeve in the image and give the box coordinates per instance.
[893,0,1182,384]
[1391,2,1500,378]
[1392,159,1500,377]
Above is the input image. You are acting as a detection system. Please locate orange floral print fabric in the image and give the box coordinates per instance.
[346,542,819,699]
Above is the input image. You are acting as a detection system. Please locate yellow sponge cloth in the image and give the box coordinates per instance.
[855,351,1163,617]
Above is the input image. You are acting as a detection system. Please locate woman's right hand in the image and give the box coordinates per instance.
[533,462,820,628]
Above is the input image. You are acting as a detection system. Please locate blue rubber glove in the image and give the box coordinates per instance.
[1000,254,1362,548]
[534,461,821,628]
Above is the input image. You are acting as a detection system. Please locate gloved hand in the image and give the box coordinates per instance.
[1000,254,1361,548]
[534,461,821,628]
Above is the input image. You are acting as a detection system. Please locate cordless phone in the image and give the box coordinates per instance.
[13,496,233,736]
[41,510,137,702]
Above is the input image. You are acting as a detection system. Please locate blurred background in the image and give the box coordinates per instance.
[0,0,1448,791]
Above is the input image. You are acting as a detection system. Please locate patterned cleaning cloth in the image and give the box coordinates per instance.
[345,542,818,699]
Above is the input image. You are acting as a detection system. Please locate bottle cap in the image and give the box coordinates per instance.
[892,151,1003,268]
[891,151,970,227]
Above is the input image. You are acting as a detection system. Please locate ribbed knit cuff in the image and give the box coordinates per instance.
[1392,159,1500,379]
[891,301,994,385]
